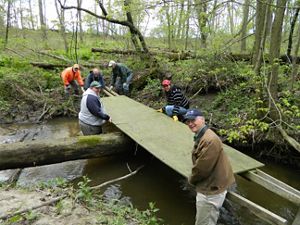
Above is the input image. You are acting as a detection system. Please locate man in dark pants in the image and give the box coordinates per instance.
[108,60,133,96]
[79,81,111,135]
[183,109,235,225]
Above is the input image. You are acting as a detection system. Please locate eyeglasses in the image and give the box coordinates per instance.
[162,85,169,87]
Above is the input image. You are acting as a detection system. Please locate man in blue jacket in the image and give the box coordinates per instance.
[108,60,133,95]
[79,81,111,135]
[84,68,105,91]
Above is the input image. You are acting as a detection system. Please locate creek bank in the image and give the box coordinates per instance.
[0,183,162,225]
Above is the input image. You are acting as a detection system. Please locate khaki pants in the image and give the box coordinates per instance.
[195,191,227,225]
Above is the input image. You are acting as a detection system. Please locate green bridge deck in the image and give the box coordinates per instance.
[102,96,264,177]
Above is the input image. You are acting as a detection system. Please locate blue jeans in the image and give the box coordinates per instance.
[164,105,188,117]
[115,73,133,95]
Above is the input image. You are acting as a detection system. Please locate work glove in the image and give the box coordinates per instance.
[172,116,179,122]
[109,85,114,90]
[156,108,163,113]
[81,86,85,92]
[66,84,71,90]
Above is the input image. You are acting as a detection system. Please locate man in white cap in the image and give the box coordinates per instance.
[79,81,112,135]
[183,109,235,225]
[61,64,84,97]
[108,60,133,96]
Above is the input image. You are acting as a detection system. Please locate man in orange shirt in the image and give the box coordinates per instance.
[61,64,84,97]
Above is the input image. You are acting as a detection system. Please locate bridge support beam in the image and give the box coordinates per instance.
[227,191,288,225]
[241,169,300,206]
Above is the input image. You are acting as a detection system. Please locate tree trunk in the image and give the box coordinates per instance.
[291,16,300,91]
[77,0,83,42]
[0,133,132,170]
[38,0,47,40]
[4,0,12,48]
[184,0,191,50]
[176,1,184,39]
[227,1,235,35]
[286,4,300,60]
[241,0,250,52]
[268,0,287,120]
[252,0,271,75]
[28,0,35,29]
[124,0,141,52]
[195,0,208,48]
[55,0,69,54]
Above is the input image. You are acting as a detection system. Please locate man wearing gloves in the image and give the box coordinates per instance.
[79,81,111,135]
[108,60,133,96]
[157,79,190,121]
[61,64,84,97]
[183,109,235,225]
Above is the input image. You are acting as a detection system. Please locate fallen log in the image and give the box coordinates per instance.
[91,48,300,64]
[91,47,195,61]
[0,133,132,170]
[30,62,106,70]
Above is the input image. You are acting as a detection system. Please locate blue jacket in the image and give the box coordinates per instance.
[84,71,105,90]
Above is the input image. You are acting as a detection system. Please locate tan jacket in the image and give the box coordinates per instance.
[189,128,235,195]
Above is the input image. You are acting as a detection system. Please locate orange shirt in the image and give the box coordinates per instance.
[61,67,84,87]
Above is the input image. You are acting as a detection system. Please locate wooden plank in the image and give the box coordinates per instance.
[256,169,300,197]
[292,208,300,225]
[227,191,288,225]
[102,96,264,176]
[241,170,300,206]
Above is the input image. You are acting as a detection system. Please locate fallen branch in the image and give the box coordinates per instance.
[36,103,51,122]
[90,165,144,190]
[0,195,67,220]
[189,87,203,100]
[5,47,26,58]
[277,125,300,153]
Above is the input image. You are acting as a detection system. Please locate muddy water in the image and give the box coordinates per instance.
[0,118,299,225]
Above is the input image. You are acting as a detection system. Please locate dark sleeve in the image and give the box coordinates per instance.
[99,74,105,87]
[86,95,110,120]
[84,74,92,90]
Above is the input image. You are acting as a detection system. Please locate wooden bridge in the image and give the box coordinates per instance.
[102,93,300,225]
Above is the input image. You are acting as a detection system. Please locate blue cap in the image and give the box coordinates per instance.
[183,109,203,121]
[90,81,102,88]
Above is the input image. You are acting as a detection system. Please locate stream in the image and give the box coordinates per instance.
[0,118,299,225]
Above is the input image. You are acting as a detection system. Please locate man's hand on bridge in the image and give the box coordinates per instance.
[156,108,163,113]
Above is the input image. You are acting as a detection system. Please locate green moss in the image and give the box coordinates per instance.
[77,135,102,146]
